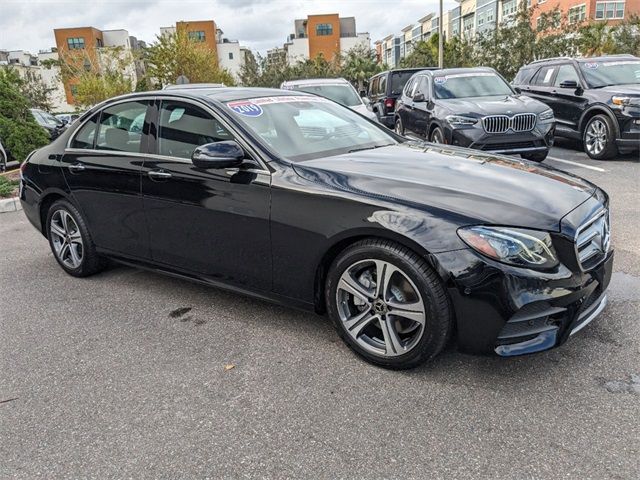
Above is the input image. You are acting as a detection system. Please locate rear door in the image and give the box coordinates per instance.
[62,99,152,258]
[141,98,272,290]
[525,65,558,106]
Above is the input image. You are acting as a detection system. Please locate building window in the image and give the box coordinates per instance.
[569,4,587,23]
[595,1,625,20]
[228,52,233,60]
[67,37,85,50]
[315,23,333,36]
[463,14,474,36]
[188,31,206,42]
[503,0,518,17]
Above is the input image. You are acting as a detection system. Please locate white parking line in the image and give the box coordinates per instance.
[547,156,607,172]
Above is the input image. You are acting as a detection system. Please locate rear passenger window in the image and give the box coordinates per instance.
[70,113,99,149]
[379,76,387,96]
[96,101,150,153]
[158,101,233,159]
[532,66,557,86]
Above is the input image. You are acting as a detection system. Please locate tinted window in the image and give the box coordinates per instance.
[71,113,99,149]
[390,71,417,95]
[379,76,387,96]
[554,64,580,87]
[532,66,557,86]
[96,101,150,153]
[513,67,535,85]
[158,101,233,159]
[579,60,640,87]
[403,77,416,97]
[433,73,513,99]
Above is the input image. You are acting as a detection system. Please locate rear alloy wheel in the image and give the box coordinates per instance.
[395,117,405,136]
[326,239,452,369]
[430,126,444,144]
[583,114,617,160]
[46,199,106,277]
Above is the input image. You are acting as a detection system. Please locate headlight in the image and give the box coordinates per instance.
[458,226,559,270]
[446,115,478,127]
[612,96,630,106]
[538,109,554,122]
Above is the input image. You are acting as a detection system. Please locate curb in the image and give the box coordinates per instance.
[0,197,22,214]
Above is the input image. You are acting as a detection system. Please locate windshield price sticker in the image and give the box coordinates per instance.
[227,101,263,117]
[434,77,447,85]
[584,62,599,69]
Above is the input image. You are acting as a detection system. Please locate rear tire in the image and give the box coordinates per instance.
[583,114,618,160]
[46,199,106,277]
[325,239,452,369]
[521,150,548,162]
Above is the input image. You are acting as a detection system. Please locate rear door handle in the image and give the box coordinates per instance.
[148,169,172,180]
[68,162,85,173]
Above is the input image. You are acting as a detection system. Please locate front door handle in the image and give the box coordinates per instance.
[68,162,85,173]
[148,169,172,181]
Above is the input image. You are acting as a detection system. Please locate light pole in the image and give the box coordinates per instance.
[438,0,444,68]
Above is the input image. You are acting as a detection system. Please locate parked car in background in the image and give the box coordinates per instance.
[513,55,640,160]
[368,68,434,128]
[56,113,81,125]
[30,108,67,141]
[0,137,7,171]
[281,78,377,122]
[20,87,612,368]
[395,67,555,161]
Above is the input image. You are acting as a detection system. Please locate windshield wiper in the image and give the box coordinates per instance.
[348,143,394,154]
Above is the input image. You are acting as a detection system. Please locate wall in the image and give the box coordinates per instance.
[307,13,341,60]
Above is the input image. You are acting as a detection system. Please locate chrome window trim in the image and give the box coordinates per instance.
[65,95,270,173]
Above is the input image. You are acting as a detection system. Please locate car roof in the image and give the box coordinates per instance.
[375,68,434,77]
[525,54,638,67]
[163,83,226,90]
[104,87,315,104]
[282,78,350,87]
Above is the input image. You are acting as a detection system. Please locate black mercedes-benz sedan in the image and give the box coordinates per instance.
[394,67,555,161]
[20,87,613,369]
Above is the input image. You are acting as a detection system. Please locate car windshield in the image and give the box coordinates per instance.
[390,71,417,95]
[434,73,514,99]
[35,110,63,127]
[226,95,397,162]
[579,60,640,88]
[290,84,362,107]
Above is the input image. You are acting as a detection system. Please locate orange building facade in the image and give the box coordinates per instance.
[175,20,218,54]
[306,14,342,60]
[531,0,640,26]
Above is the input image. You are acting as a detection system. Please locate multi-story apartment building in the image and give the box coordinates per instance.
[280,14,370,65]
[0,49,73,112]
[159,21,248,81]
[53,27,141,105]
[532,0,639,27]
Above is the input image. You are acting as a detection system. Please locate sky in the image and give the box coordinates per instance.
[0,0,458,55]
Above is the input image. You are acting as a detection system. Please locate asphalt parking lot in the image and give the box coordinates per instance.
[1,143,639,479]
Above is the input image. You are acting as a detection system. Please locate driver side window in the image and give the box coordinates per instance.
[158,101,233,159]
[554,64,580,87]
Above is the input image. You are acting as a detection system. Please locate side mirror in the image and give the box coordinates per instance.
[559,80,578,89]
[514,87,522,94]
[413,92,426,103]
[192,141,245,169]
[359,90,367,98]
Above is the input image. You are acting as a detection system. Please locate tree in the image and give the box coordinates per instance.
[20,69,54,111]
[0,69,49,162]
[57,46,135,108]
[340,44,385,92]
[239,49,260,86]
[145,30,235,87]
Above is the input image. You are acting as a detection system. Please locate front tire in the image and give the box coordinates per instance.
[46,199,106,277]
[430,126,444,144]
[583,114,617,160]
[325,239,452,369]
[521,150,548,162]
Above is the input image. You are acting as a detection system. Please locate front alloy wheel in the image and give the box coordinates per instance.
[326,239,452,369]
[430,126,444,144]
[584,114,617,160]
[336,259,426,357]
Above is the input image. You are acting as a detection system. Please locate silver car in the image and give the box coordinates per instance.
[281,78,378,122]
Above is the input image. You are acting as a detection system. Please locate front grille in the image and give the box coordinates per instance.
[482,113,537,133]
[575,209,610,271]
[479,141,537,151]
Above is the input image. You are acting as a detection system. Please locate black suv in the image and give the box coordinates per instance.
[514,55,640,159]
[395,67,555,161]
[368,68,434,128]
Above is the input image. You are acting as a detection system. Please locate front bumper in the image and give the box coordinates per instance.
[434,245,613,357]
[614,104,640,152]
[446,122,554,155]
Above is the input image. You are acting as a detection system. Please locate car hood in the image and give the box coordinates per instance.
[438,95,547,116]
[596,84,640,96]
[292,143,596,231]
[350,103,378,120]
